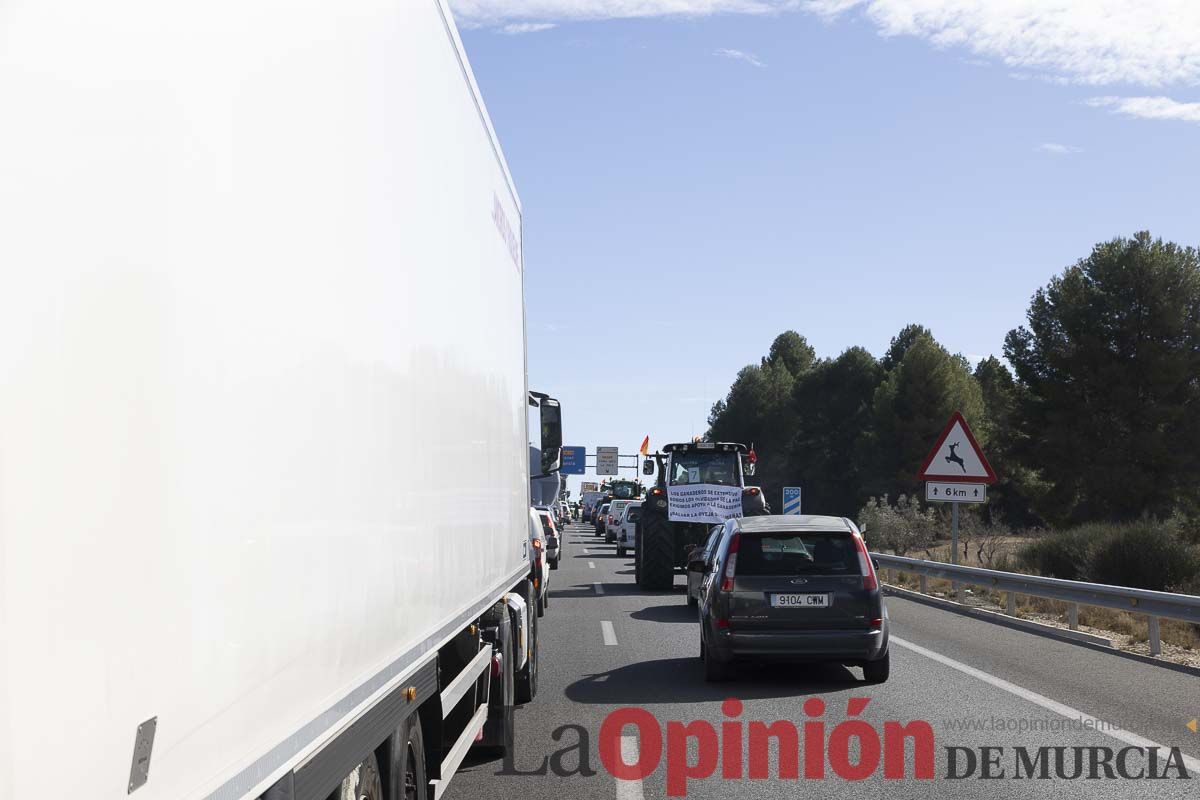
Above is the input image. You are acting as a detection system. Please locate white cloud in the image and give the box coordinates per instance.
[807,1,1200,87]
[500,21,558,33]
[452,0,798,25]
[1085,95,1200,124]
[453,1,1200,88]
[714,47,767,67]
[1036,142,1081,155]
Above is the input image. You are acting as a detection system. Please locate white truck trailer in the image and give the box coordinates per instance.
[0,2,559,799]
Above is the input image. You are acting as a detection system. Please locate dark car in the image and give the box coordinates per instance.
[594,502,611,537]
[694,515,889,683]
[685,525,725,609]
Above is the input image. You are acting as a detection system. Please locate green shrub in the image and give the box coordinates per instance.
[1016,528,1094,581]
[1018,522,1200,592]
[1086,522,1200,592]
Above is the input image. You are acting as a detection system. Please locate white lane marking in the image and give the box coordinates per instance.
[601,620,618,646]
[594,582,604,595]
[891,636,1200,774]
[583,548,590,555]
[588,561,596,569]
[616,735,644,800]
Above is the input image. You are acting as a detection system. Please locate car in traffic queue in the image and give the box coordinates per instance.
[685,525,725,608]
[614,501,642,557]
[534,507,561,570]
[594,502,612,537]
[694,515,889,683]
[527,508,551,617]
[604,499,638,544]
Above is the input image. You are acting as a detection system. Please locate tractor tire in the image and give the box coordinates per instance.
[634,528,643,584]
[638,515,675,591]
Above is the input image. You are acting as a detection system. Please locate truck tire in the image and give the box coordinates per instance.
[516,584,538,704]
[616,545,626,557]
[337,750,383,800]
[478,606,514,757]
[638,515,675,590]
[393,714,427,800]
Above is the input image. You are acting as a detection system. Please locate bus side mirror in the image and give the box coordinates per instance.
[642,458,654,475]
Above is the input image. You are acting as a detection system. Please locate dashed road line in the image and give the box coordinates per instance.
[601,620,617,646]
[615,735,644,800]
[594,582,604,595]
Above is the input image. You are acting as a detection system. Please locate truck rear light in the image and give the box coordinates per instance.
[869,617,883,628]
[715,617,731,629]
[720,533,740,592]
[651,487,663,496]
[743,487,760,496]
[532,539,543,550]
[491,653,502,677]
[853,532,878,591]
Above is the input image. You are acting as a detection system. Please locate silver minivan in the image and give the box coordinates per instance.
[695,515,889,683]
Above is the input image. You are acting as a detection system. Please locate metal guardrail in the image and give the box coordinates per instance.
[871,552,1200,656]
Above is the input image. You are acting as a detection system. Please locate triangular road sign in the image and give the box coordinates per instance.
[917,411,997,484]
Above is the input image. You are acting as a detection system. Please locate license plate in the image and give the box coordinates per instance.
[770,593,830,608]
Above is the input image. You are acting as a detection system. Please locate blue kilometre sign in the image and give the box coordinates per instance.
[782,487,802,515]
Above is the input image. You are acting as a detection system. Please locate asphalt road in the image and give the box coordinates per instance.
[445,523,1200,799]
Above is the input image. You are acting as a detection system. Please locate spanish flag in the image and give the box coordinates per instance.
[639,435,650,456]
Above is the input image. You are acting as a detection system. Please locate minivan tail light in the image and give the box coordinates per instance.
[720,533,741,592]
[853,532,878,591]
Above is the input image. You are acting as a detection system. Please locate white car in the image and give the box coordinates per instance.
[527,508,551,616]
[605,499,639,543]
[615,501,642,557]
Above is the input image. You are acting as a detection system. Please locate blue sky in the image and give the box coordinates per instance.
[453,2,1200,494]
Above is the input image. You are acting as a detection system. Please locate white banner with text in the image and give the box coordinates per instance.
[667,484,743,524]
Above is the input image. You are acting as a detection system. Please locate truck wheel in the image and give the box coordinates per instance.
[516,588,539,703]
[337,751,383,800]
[393,714,427,800]
[478,606,514,757]
[638,515,675,590]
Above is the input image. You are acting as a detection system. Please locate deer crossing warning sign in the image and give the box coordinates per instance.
[916,411,996,484]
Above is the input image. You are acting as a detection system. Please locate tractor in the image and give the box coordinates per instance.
[634,441,769,590]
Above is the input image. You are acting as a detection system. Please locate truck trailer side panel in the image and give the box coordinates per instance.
[0,2,527,798]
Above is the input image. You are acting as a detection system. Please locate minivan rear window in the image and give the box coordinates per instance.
[735,532,858,576]
[626,508,641,521]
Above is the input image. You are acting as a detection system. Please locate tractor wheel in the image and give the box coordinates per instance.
[634,527,643,584]
[638,515,675,591]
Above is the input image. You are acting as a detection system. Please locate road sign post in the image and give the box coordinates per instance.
[917,412,997,602]
[782,487,802,515]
